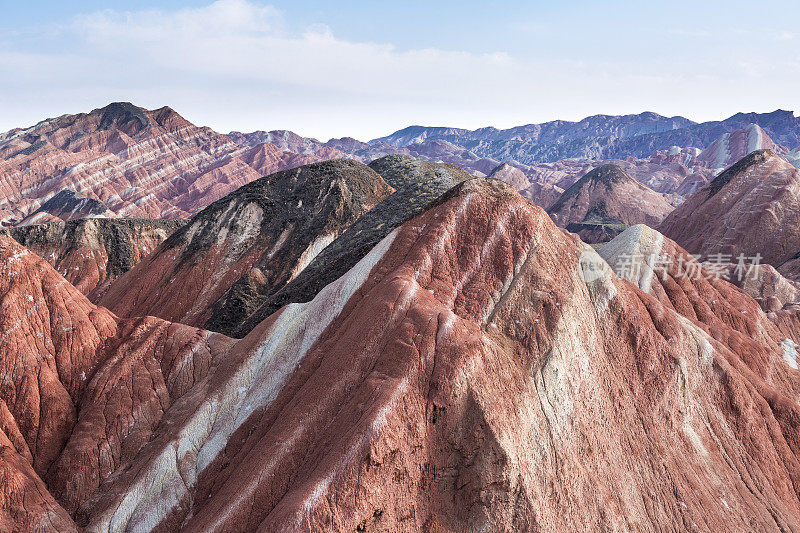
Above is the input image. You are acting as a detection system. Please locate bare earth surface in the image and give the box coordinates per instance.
[0,103,341,226]
[660,149,800,267]
[2,177,800,531]
[3,218,185,298]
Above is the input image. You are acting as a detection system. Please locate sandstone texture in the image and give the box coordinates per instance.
[548,164,674,243]
[3,218,185,297]
[2,177,800,530]
[659,150,800,267]
[0,102,340,226]
[0,235,234,530]
[99,159,392,334]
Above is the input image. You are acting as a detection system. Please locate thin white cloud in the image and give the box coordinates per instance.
[0,0,798,140]
[68,0,514,97]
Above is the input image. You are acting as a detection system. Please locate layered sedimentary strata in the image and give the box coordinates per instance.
[659,150,800,266]
[0,236,234,529]
[0,102,340,226]
[232,154,473,336]
[547,164,674,242]
[100,159,392,333]
[3,176,800,531]
[4,218,185,297]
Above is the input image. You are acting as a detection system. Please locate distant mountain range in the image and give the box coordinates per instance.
[230,109,799,201]
[6,102,800,531]
[368,109,799,162]
[228,109,799,167]
[2,102,799,231]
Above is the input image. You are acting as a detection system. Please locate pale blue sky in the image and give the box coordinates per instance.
[1,0,798,139]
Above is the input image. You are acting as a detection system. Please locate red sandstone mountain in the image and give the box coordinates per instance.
[696,123,785,169]
[659,149,800,267]
[0,102,341,227]
[547,164,675,242]
[3,217,185,297]
[5,178,800,530]
[99,159,392,334]
[488,163,564,209]
[600,224,800,312]
[0,235,235,529]
[17,190,116,226]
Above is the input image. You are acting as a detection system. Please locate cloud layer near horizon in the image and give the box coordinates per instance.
[1,0,798,140]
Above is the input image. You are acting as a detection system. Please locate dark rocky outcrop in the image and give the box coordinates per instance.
[100,159,392,334]
[3,217,185,296]
[232,155,473,336]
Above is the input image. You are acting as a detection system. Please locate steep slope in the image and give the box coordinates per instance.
[56,178,800,531]
[488,163,564,209]
[3,218,185,297]
[4,180,800,530]
[788,146,800,169]
[18,190,115,226]
[99,159,392,332]
[697,124,784,169]
[548,164,675,242]
[600,224,800,313]
[232,154,473,336]
[487,162,531,189]
[512,148,712,197]
[659,150,800,266]
[725,263,800,312]
[0,236,234,528]
[0,102,339,226]
[519,181,564,210]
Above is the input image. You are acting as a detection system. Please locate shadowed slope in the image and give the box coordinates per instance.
[4,218,185,297]
[659,150,800,266]
[62,178,800,532]
[100,159,392,333]
[232,154,473,336]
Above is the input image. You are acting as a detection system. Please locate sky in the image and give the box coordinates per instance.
[0,0,799,140]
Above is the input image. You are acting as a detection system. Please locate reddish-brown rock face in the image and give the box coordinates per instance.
[4,218,185,298]
[548,164,675,243]
[0,103,340,227]
[659,149,800,267]
[99,159,392,334]
[0,235,234,529]
[3,178,800,531]
[697,124,785,170]
[489,163,564,210]
[721,262,800,312]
